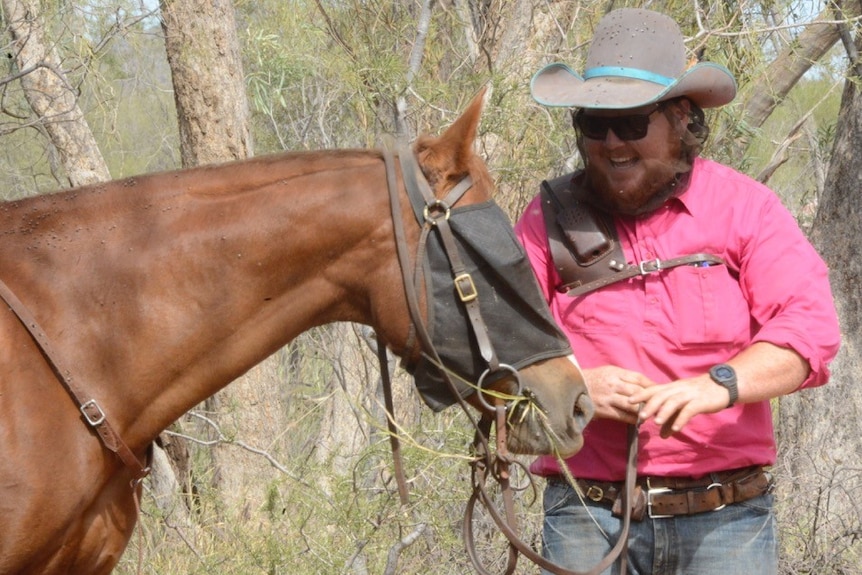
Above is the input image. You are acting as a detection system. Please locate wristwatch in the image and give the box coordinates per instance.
[709,364,739,408]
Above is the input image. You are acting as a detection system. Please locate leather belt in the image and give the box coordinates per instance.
[549,465,774,521]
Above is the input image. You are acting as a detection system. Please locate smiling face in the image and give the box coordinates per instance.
[577,98,694,216]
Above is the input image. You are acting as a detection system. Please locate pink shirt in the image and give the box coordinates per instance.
[515,157,840,481]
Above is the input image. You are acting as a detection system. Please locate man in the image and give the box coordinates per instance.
[514,8,841,575]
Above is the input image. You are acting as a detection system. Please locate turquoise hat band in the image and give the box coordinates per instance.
[583,66,675,87]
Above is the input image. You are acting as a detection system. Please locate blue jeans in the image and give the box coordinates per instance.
[541,479,777,575]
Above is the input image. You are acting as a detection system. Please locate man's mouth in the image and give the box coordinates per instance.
[609,156,638,169]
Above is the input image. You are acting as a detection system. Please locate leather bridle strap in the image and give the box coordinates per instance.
[379,144,495,495]
[395,145,500,372]
[0,278,150,482]
[380,144,499,412]
[381,145,436,382]
[465,421,640,575]
[386,144,501,463]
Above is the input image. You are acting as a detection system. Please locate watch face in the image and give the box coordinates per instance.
[713,366,734,381]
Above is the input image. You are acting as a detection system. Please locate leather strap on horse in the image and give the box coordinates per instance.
[541,173,726,296]
[376,331,411,507]
[381,144,496,412]
[464,417,640,575]
[0,278,150,482]
[380,145,488,506]
[395,146,500,372]
[464,406,520,575]
[380,145,520,561]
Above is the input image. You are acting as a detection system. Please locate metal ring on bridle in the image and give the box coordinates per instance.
[423,199,451,224]
[476,363,523,411]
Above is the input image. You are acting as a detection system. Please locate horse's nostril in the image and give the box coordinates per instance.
[574,393,595,428]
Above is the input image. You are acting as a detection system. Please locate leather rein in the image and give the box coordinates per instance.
[379,145,640,575]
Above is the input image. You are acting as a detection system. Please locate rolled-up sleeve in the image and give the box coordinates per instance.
[740,191,841,389]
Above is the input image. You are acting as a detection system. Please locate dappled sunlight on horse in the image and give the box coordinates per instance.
[0,89,591,574]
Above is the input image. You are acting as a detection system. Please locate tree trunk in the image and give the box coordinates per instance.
[158,0,252,511]
[464,0,583,211]
[742,3,861,129]
[2,0,110,186]
[775,34,862,572]
[464,0,582,76]
[160,0,251,165]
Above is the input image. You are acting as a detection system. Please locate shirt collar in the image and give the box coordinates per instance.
[668,157,705,217]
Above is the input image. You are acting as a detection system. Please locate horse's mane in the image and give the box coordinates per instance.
[2,148,383,210]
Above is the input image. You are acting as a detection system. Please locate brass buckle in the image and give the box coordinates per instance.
[585,485,604,502]
[454,273,478,302]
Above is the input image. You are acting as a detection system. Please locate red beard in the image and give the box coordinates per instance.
[582,128,692,216]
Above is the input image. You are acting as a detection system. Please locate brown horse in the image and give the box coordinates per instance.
[0,91,591,574]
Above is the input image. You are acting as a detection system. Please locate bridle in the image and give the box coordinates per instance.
[379,143,640,575]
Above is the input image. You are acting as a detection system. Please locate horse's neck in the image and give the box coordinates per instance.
[0,151,400,446]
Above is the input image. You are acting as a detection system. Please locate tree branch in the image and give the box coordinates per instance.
[383,523,427,575]
[396,0,435,139]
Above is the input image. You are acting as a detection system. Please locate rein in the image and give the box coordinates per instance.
[379,145,640,575]
[466,419,640,575]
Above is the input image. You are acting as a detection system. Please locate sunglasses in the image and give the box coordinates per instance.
[573,104,664,141]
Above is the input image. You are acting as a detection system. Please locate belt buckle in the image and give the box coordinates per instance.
[638,258,662,275]
[585,485,604,503]
[646,478,673,519]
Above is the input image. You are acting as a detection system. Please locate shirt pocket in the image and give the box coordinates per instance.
[671,264,750,347]
[559,283,632,335]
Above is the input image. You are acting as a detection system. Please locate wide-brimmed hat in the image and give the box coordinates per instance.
[531,8,736,110]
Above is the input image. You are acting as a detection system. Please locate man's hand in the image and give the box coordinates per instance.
[628,343,810,438]
[582,366,655,425]
[628,376,729,438]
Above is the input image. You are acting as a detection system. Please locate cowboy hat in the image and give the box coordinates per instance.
[531,8,736,110]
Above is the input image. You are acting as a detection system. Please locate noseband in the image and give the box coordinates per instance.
[380,145,639,575]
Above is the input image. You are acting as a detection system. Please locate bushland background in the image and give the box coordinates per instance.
[2,0,860,573]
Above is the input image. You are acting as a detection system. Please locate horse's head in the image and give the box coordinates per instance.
[394,88,593,457]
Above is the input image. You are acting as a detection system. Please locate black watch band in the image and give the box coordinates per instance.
[709,363,739,408]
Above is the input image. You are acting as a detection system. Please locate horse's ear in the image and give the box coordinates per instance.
[441,86,487,151]
[415,86,488,180]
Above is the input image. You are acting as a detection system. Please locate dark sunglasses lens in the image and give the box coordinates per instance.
[574,113,652,141]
